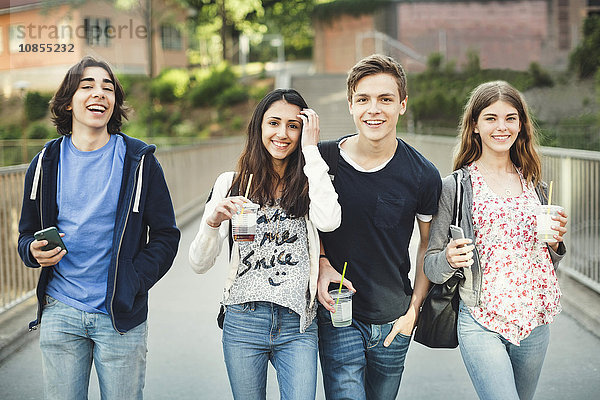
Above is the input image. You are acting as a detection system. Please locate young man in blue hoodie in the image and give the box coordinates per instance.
[17,56,180,399]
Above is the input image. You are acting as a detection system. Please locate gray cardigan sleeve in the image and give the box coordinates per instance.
[424,174,459,284]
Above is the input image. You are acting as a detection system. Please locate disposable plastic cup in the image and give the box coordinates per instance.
[231,202,259,242]
[536,205,563,243]
[329,289,353,328]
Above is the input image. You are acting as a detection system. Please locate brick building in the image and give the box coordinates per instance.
[314,0,594,73]
[0,0,188,96]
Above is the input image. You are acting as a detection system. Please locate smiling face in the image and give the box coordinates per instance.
[474,100,521,157]
[349,73,407,142]
[68,66,115,137]
[261,100,302,172]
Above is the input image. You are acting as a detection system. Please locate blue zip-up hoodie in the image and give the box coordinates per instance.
[18,133,180,333]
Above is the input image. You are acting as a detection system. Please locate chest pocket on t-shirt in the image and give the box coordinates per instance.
[374,196,407,229]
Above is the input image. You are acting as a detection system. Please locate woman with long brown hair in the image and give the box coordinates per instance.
[189,88,340,399]
[424,81,568,400]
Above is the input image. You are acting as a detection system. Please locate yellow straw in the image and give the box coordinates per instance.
[335,262,348,308]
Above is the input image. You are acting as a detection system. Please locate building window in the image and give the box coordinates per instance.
[9,25,23,53]
[557,0,570,50]
[161,24,182,50]
[84,17,111,47]
[58,17,73,45]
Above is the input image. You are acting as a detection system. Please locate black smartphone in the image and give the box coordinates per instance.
[34,227,68,253]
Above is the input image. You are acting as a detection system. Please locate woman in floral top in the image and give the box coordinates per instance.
[189,89,341,399]
[424,81,568,400]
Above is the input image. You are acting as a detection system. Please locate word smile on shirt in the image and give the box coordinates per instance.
[238,209,299,285]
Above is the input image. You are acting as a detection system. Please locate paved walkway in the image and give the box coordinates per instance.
[1,218,599,399]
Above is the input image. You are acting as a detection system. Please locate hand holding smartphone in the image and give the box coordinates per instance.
[450,225,469,250]
[450,225,465,240]
[34,227,68,253]
[447,224,474,269]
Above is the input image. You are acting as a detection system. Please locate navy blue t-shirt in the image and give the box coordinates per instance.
[321,137,441,324]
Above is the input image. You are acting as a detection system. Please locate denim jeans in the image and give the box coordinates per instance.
[39,295,148,400]
[457,301,551,400]
[222,301,318,400]
[317,305,411,400]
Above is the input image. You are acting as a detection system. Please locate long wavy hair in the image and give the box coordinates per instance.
[50,56,128,136]
[453,80,542,185]
[232,89,310,217]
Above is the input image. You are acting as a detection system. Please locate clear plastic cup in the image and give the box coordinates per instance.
[329,288,354,328]
[231,202,259,242]
[536,205,563,243]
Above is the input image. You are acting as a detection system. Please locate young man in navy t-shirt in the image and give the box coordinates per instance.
[317,54,441,400]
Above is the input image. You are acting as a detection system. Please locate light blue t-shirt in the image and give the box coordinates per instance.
[46,134,125,314]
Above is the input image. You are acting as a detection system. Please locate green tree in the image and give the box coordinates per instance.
[262,0,315,59]
[24,92,51,121]
[183,0,264,62]
[464,49,480,74]
[426,52,443,73]
[528,62,553,88]
[569,15,600,79]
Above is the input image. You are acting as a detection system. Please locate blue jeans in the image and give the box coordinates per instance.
[317,305,411,400]
[222,301,318,400]
[39,295,148,400]
[457,301,550,400]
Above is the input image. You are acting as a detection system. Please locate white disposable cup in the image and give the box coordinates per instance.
[329,289,354,328]
[536,205,563,243]
[231,202,259,242]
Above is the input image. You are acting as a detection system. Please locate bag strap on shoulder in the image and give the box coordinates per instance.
[317,134,358,182]
[317,140,340,181]
[452,170,463,226]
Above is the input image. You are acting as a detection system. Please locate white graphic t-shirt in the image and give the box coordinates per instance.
[225,203,315,332]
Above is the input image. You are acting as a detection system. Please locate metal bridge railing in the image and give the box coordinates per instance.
[405,133,600,295]
[541,147,600,293]
[0,165,38,314]
[0,135,598,315]
[0,136,244,313]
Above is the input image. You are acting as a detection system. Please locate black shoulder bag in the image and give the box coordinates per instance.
[414,171,465,348]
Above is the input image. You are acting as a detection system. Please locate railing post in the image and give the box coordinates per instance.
[561,156,572,216]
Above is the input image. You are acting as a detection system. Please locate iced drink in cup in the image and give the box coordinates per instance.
[536,205,563,243]
[329,289,354,328]
[232,202,259,242]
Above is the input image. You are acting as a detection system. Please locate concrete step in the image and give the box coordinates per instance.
[0,297,38,364]
[291,74,356,140]
[558,272,600,335]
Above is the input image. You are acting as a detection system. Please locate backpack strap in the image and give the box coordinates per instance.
[317,134,357,181]
[317,140,339,181]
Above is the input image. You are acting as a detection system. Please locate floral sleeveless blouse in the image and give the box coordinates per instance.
[468,163,561,345]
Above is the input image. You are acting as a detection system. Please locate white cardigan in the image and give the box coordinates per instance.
[189,145,341,307]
